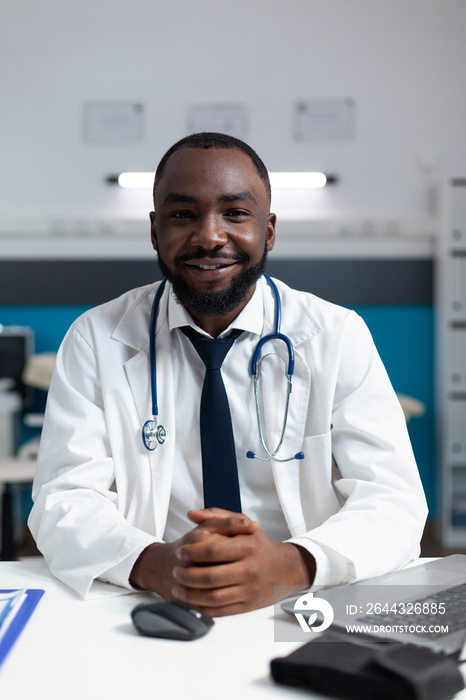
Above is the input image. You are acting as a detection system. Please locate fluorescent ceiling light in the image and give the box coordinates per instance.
[111,171,335,189]
[117,172,154,188]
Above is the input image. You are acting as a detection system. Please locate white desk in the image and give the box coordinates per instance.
[1,559,465,700]
[0,559,309,700]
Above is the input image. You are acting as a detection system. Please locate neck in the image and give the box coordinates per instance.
[187,313,234,338]
[187,285,256,338]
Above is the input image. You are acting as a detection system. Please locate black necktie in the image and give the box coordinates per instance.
[182,327,243,512]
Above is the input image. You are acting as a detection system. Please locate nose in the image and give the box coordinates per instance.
[191,213,228,249]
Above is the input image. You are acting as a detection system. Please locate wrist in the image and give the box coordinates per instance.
[129,542,167,592]
[289,543,316,586]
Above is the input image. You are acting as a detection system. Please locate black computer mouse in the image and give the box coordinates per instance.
[131,599,214,641]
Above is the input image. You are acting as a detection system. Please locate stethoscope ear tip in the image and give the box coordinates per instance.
[246,451,256,459]
[295,452,305,460]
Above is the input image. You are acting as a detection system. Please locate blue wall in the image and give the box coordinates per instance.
[0,303,435,517]
[354,305,435,516]
[0,306,90,353]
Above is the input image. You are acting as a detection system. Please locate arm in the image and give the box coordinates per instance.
[28,323,158,598]
[288,312,428,586]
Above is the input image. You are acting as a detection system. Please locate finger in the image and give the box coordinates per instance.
[176,533,255,565]
[172,581,247,612]
[177,529,230,549]
[193,515,258,537]
[171,579,272,617]
[173,560,242,589]
[188,507,242,523]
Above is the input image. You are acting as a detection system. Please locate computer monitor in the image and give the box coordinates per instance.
[0,325,34,402]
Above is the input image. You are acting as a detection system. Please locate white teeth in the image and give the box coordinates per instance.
[197,264,223,270]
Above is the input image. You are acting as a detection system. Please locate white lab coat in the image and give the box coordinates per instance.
[29,276,427,598]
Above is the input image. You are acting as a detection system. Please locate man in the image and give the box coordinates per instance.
[29,132,427,615]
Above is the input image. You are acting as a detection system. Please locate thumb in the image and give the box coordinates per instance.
[188,507,241,523]
[189,510,259,536]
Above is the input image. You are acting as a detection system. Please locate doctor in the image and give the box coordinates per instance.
[29,132,427,615]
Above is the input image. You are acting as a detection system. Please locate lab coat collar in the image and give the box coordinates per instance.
[111,282,166,351]
[111,276,323,350]
[260,275,323,346]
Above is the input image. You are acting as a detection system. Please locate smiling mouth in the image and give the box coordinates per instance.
[177,250,246,267]
[187,261,237,270]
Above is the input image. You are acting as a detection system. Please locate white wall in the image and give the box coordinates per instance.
[1,0,465,226]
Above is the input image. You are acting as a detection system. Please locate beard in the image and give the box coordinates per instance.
[156,240,268,317]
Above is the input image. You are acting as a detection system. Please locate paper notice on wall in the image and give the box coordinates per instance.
[294,99,354,141]
[187,104,247,139]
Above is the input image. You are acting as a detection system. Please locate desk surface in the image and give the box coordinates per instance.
[0,559,308,700]
[1,559,465,700]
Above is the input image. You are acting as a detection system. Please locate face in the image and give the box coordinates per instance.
[150,147,276,332]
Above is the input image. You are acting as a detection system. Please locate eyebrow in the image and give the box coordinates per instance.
[218,191,258,205]
[163,193,198,205]
[162,190,258,206]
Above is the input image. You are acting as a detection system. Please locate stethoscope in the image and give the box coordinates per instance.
[142,274,305,462]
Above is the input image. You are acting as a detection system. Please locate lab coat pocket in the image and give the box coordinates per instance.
[299,431,342,530]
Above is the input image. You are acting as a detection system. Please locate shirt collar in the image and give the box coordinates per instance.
[167,279,264,338]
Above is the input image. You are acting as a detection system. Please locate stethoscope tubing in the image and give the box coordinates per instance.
[149,278,167,418]
[250,275,294,378]
[143,274,304,461]
[142,278,167,450]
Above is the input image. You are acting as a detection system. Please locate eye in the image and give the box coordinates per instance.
[169,210,193,219]
[225,209,249,218]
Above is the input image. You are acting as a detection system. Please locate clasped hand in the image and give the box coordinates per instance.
[130,508,315,617]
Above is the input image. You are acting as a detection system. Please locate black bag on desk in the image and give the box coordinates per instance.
[271,632,465,700]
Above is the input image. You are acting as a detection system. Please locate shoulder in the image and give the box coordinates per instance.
[267,278,381,390]
[267,276,364,337]
[69,283,158,345]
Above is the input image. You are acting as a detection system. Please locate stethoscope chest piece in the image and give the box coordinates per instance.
[142,419,166,451]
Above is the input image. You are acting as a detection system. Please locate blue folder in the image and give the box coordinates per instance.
[0,589,44,669]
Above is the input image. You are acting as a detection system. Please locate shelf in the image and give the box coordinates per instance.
[438,178,466,547]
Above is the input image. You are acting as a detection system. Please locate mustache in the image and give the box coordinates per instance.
[175,250,248,265]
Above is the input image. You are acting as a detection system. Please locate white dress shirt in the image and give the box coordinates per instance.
[163,282,332,585]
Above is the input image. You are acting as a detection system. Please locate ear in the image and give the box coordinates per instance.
[266,213,277,252]
[149,211,157,251]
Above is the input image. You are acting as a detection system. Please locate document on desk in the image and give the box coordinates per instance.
[0,589,44,669]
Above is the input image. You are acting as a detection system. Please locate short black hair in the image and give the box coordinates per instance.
[153,132,271,202]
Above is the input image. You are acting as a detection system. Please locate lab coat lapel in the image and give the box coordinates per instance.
[113,283,176,538]
[261,277,322,536]
[269,349,310,535]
